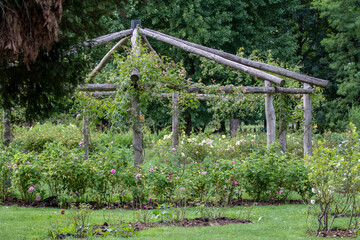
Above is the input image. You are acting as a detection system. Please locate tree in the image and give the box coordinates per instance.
[311,0,360,130]
[0,0,64,68]
[0,0,124,122]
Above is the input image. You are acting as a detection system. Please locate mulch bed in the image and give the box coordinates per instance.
[91,217,252,234]
[309,228,357,238]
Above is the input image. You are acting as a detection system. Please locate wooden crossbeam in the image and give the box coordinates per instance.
[144,28,329,88]
[78,84,315,94]
[141,28,285,86]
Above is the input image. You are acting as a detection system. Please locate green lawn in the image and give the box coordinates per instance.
[1,204,355,240]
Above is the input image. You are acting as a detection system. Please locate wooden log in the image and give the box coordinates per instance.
[141,29,285,86]
[83,29,132,47]
[78,84,119,92]
[279,122,287,152]
[304,83,312,156]
[141,35,165,64]
[172,93,180,149]
[130,26,144,166]
[78,83,314,94]
[144,28,329,88]
[230,118,241,137]
[87,37,129,82]
[3,108,11,148]
[265,81,276,146]
[153,93,244,102]
[82,109,90,160]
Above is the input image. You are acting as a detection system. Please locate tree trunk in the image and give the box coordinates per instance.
[3,108,11,148]
[230,118,240,137]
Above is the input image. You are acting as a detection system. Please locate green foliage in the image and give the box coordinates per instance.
[0,146,18,200]
[306,123,360,234]
[13,123,81,152]
[348,107,360,130]
[311,0,360,131]
[242,144,310,201]
[11,152,43,203]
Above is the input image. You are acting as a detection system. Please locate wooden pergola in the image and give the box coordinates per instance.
[79,20,329,165]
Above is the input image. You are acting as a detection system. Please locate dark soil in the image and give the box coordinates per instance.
[310,228,357,238]
[94,217,252,233]
[0,197,303,209]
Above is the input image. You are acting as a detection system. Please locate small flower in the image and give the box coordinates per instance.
[143,206,147,209]
[79,142,83,147]
[172,148,176,152]
[14,164,17,167]
[201,172,207,175]
[96,134,99,137]
[181,153,185,157]
[311,188,316,193]
[6,162,10,165]
[298,105,302,109]
[149,197,152,200]
[27,161,30,164]
[222,135,226,139]
[310,200,315,205]
[155,167,158,170]
[36,196,41,201]
[231,161,236,164]
[180,187,185,190]
[74,157,78,160]
[76,114,81,118]
[111,169,116,174]
[61,210,65,215]
[234,180,239,186]
[110,141,114,145]
[26,126,30,129]
[136,174,141,178]
[279,190,283,194]
[29,186,34,191]
[149,168,154,172]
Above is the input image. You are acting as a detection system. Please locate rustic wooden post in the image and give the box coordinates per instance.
[3,108,11,148]
[304,83,312,156]
[131,20,144,166]
[265,81,276,146]
[230,119,241,137]
[82,108,90,160]
[279,121,286,152]
[172,93,180,149]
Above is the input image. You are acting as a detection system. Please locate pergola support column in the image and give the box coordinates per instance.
[172,93,180,149]
[131,21,144,166]
[304,83,312,156]
[82,108,90,160]
[265,81,276,146]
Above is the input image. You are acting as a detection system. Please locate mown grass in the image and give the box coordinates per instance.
[0,204,356,240]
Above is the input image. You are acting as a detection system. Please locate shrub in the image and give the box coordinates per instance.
[0,146,18,200]
[11,152,43,203]
[305,123,360,235]
[14,123,81,152]
[241,144,309,201]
